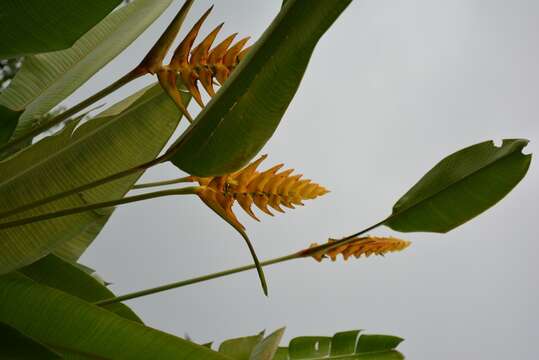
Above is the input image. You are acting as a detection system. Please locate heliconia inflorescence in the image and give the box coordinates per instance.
[154,6,251,119]
[187,155,329,230]
[309,236,411,262]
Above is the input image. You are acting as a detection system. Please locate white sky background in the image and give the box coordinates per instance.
[59,0,539,358]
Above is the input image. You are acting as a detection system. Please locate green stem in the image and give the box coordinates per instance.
[0,187,198,230]
[0,155,163,221]
[95,254,297,306]
[132,176,193,189]
[94,219,389,306]
[0,69,144,154]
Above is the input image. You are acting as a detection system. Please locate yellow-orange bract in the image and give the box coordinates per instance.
[157,7,251,114]
[189,155,329,230]
[309,236,411,262]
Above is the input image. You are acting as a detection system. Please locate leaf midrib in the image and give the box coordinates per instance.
[390,142,527,221]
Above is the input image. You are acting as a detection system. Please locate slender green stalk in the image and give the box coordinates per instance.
[96,254,297,306]
[0,118,189,221]
[0,69,144,155]
[132,176,193,189]
[95,220,389,306]
[0,187,198,230]
[0,155,163,221]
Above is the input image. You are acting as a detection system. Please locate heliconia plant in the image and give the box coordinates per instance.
[0,0,532,358]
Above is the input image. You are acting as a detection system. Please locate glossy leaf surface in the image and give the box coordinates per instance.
[385,139,532,233]
[19,254,142,322]
[170,0,352,176]
[0,0,121,58]
[0,274,229,359]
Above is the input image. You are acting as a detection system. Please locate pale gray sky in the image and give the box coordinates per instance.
[64,1,539,358]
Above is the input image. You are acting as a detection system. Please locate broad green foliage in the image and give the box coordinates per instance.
[0,106,20,147]
[218,329,403,360]
[0,0,121,58]
[0,274,229,359]
[274,330,403,359]
[0,0,173,139]
[0,322,60,359]
[385,139,531,233]
[0,83,185,274]
[19,254,141,322]
[170,0,352,176]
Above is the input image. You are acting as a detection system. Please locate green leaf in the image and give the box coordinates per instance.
[0,106,21,147]
[274,330,404,360]
[0,0,173,138]
[0,0,122,58]
[385,139,532,233]
[0,322,60,359]
[219,333,264,359]
[250,328,286,360]
[0,83,186,274]
[0,274,230,359]
[169,0,352,176]
[19,254,142,322]
[218,329,285,360]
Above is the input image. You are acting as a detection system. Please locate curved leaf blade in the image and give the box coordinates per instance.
[170,0,352,176]
[0,83,185,274]
[0,322,60,359]
[19,254,142,323]
[0,0,173,138]
[385,139,532,233]
[0,0,121,58]
[0,274,229,359]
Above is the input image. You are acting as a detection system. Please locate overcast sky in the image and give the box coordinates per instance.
[61,1,539,358]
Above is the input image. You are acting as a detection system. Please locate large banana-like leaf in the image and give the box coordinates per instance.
[19,254,142,323]
[0,274,230,359]
[218,329,403,360]
[385,139,532,233]
[0,0,173,139]
[0,83,185,274]
[274,330,404,360]
[169,0,352,176]
[0,0,121,58]
[0,322,60,359]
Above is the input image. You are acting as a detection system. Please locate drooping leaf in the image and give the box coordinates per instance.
[273,330,404,360]
[169,0,352,176]
[0,0,173,138]
[19,254,142,322]
[385,139,532,233]
[0,322,60,359]
[0,0,121,58]
[0,274,229,359]
[0,83,187,274]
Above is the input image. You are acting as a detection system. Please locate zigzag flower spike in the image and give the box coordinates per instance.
[309,236,411,262]
[188,155,329,231]
[153,4,252,119]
